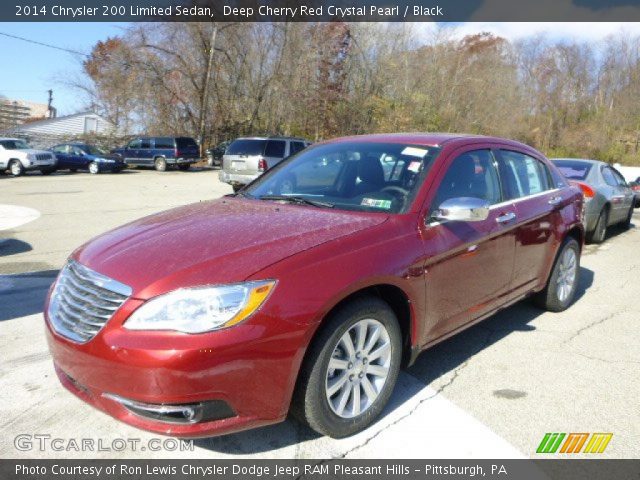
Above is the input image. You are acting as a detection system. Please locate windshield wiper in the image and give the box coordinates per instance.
[259,195,334,208]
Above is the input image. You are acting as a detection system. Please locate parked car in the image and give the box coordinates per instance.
[51,143,126,174]
[219,136,310,191]
[111,136,199,171]
[46,134,583,439]
[0,137,57,176]
[552,158,635,243]
[629,178,640,208]
[206,140,230,167]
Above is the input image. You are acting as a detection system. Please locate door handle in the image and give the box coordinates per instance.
[496,212,516,224]
[548,196,562,206]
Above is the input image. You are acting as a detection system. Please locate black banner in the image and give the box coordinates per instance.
[2,460,640,480]
[4,0,640,22]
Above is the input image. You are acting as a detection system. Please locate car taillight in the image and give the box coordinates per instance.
[570,181,595,199]
[175,148,181,157]
[632,185,640,192]
[258,158,267,172]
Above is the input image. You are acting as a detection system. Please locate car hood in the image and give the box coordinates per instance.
[74,198,388,298]
[16,149,53,156]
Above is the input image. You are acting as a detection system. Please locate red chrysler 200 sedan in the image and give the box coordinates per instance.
[45,134,584,438]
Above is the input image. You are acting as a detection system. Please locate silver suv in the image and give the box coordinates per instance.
[219,136,310,191]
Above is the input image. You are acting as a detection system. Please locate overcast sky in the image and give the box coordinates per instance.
[1,22,639,115]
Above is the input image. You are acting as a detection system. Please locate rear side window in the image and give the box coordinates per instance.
[611,168,627,186]
[226,139,267,156]
[176,137,197,149]
[498,150,550,199]
[601,167,619,187]
[431,149,501,213]
[553,160,592,181]
[154,137,175,149]
[139,138,152,149]
[290,141,306,155]
[265,140,286,158]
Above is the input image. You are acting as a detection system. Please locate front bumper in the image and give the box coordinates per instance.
[44,296,307,437]
[218,170,258,186]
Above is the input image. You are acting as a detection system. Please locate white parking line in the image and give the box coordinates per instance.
[0,204,41,231]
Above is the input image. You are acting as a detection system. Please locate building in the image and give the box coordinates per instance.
[0,99,52,130]
[0,111,116,148]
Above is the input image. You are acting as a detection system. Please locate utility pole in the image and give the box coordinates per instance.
[47,89,55,118]
[198,25,217,158]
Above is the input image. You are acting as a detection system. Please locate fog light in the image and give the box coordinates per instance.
[102,393,235,424]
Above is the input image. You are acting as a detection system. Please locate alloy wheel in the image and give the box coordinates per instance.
[556,247,577,303]
[325,318,391,418]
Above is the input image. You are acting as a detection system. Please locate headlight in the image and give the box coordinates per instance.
[124,280,276,333]
[96,157,115,163]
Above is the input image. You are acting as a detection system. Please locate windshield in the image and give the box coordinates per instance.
[227,139,267,156]
[553,159,593,180]
[83,145,107,156]
[244,141,441,214]
[0,139,29,150]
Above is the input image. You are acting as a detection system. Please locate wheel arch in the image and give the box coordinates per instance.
[305,283,414,369]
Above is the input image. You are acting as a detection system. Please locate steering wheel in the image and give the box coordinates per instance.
[379,186,410,210]
[380,186,410,197]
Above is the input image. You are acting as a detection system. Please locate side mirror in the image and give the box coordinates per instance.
[432,197,490,223]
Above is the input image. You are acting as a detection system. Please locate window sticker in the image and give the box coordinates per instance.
[407,161,421,173]
[361,198,392,209]
[401,146,429,158]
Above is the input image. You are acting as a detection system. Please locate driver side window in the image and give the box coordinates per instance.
[430,149,501,215]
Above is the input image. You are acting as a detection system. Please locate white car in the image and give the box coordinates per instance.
[0,137,57,176]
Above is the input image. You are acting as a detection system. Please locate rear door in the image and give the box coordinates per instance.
[603,166,633,222]
[52,145,71,169]
[289,141,307,156]
[263,139,287,169]
[420,147,516,342]
[610,168,635,216]
[70,146,90,169]
[175,137,199,160]
[495,149,565,295]
[138,138,153,165]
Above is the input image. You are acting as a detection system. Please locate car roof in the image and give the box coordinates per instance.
[322,133,534,150]
[551,158,604,166]
[233,136,308,141]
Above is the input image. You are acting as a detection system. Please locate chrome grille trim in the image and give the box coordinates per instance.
[48,260,132,343]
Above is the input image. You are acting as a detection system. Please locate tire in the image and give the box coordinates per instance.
[9,160,24,177]
[292,296,402,438]
[533,237,581,312]
[232,184,243,193]
[88,162,100,175]
[621,206,633,229]
[587,207,608,244]
[178,164,190,171]
[154,157,167,172]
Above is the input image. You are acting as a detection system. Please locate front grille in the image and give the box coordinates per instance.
[48,260,132,343]
[36,154,52,161]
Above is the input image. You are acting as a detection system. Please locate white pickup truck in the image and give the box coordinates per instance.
[0,137,57,176]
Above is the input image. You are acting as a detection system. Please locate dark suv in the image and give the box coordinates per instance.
[112,136,199,171]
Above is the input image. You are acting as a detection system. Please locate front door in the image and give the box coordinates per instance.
[495,149,563,295]
[420,147,517,344]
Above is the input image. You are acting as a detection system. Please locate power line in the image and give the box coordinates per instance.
[0,31,88,57]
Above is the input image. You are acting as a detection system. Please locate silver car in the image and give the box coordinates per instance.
[552,158,636,243]
[219,136,310,191]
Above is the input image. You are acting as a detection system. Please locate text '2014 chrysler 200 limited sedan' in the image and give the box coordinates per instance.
[45,134,584,438]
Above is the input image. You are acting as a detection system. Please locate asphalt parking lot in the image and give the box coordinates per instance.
[1,168,639,459]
